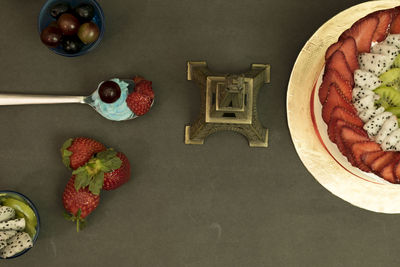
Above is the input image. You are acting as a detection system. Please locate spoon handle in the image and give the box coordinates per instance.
[0,94,85,105]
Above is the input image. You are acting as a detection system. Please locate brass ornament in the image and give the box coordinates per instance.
[185,61,270,147]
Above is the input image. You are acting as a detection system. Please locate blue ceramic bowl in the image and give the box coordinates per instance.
[0,191,40,259]
[38,0,105,57]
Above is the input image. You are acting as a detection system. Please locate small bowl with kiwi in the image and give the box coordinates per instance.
[38,0,105,57]
[0,191,40,259]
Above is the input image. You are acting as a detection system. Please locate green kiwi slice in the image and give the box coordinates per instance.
[387,106,400,116]
[394,54,400,68]
[379,68,400,90]
[374,86,400,108]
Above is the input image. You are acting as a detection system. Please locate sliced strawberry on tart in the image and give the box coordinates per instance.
[390,7,400,34]
[369,9,393,43]
[339,15,378,53]
[325,51,354,86]
[322,83,356,124]
[319,69,353,104]
[327,107,364,142]
[325,37,359,72]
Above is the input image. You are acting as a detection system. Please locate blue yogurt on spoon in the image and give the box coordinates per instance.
[90,78,137,121]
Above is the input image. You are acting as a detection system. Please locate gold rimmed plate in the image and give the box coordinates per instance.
[287,0,400,213]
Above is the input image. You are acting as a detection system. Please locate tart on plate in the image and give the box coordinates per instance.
[287,1,400,213]
[318,6,400,183]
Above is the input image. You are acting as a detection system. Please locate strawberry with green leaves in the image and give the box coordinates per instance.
[103,152,131,190]
[61,137,106,170]
[63,175,100,232]
[72,149,131,195]
[60,138,131,231]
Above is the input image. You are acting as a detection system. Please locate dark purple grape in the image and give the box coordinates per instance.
[98,81,121,103]
[50,2,71,18]
[61,36,84,54]
[77,22,100,44]
[74,4,95,22]
[57,13,80,35]
[40,25,62,48]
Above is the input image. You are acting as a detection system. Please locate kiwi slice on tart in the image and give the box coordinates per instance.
[386,107,400,125]
[374,86,400,108]
[387,106,400,116]
[379,68,400,90]
[394,54,400,68]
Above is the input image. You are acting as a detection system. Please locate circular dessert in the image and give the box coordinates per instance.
[0,191,39,259]
[319,6,400,183]
[38,0,104,56]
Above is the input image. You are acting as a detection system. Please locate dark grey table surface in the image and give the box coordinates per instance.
[1,0,399,266]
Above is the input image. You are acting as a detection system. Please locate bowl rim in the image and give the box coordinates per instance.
[0,190,40,259]
[37,0,105,57]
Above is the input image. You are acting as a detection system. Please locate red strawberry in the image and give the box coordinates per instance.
[393,160,400,182]
[103,152,131,190]
[337,142,356,165]
[340,16,379,53]
[390,7,400,34]
[350,142,381,172]
[135,80,154,100]
[335,133,356,166]
[340,126,369,147]
[325,38,359,72]
[133,76,145,84]
[338,126,369,166]
[338,37,359,72]
[332,123,368,165]
[326,50,354,86]
[325,41,343,60]
[126,92,152,116]
[322,84,356,124]
[61,137,106,170]
[330,120,349,151]
[319,69,353,104]
[328,117,364,143]
[329,106,364,133]
[379,161,397,183]
[328,119,345,143]
[72,149,130,194]
[331,107,363,126]
[362,151,385,167]
[370,9,393,42]
[370,152,396,173]
[63,175,100,231]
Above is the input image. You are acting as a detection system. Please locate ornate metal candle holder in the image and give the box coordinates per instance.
[185,61,270,147]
